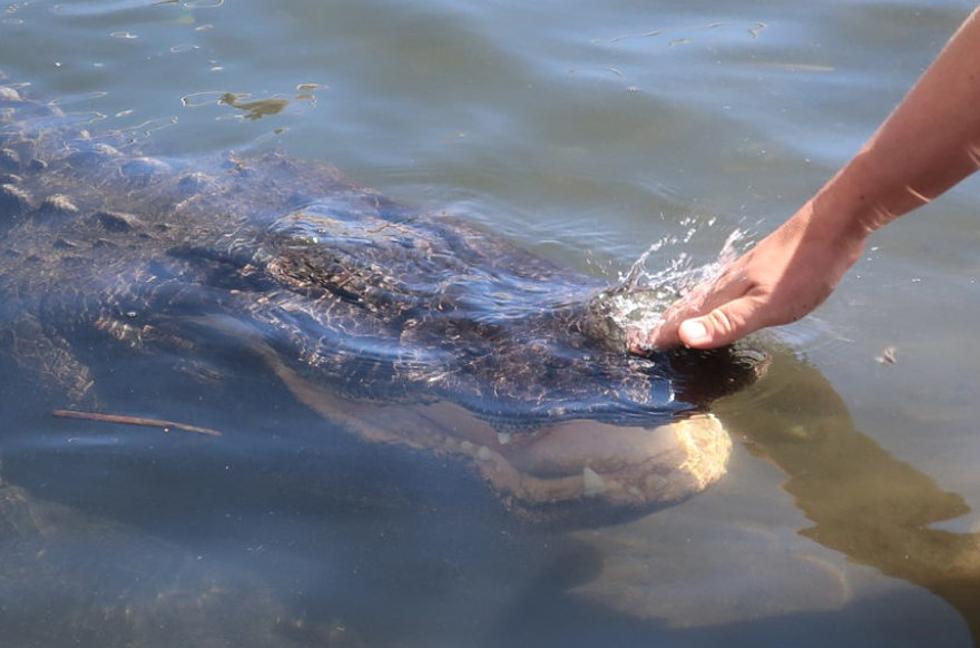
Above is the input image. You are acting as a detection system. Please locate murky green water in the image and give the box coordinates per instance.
[3,0,980,645]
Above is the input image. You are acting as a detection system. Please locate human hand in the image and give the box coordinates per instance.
[632,204,868,351]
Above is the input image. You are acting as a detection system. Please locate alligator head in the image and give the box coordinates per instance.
[0,79,767,522]
[217,199,769,520]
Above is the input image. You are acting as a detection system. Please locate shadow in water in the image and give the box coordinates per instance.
[718,345,980,641]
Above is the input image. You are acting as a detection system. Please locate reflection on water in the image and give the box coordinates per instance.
[728,347,980,640]
[566,346,980,644]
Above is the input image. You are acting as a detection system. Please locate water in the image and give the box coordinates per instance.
[2,0,980,645]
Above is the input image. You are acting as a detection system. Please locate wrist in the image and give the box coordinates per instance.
[797,152,885,251]
[787,194,870,266]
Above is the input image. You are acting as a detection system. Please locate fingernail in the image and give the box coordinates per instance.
[680,319,708,344]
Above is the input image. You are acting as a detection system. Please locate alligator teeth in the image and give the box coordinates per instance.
[583,467,606,497]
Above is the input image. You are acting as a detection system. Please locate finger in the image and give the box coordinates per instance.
[677,295,764,349]
[637,304,693,350]
[644,309,690,350]
[638,288,712,351]
[643,276,748,351]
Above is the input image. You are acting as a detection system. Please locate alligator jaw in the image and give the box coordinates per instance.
[244,325,732,519]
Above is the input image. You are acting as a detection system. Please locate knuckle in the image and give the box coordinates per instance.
[708,308,738,337]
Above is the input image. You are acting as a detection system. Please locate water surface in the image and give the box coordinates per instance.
[2,0,980,645]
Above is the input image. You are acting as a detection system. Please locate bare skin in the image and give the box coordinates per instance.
[640,7,980,351]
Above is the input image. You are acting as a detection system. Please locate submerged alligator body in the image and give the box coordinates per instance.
[0,79,763,519]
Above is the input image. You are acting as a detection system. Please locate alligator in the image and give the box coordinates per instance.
[0,77,766,520]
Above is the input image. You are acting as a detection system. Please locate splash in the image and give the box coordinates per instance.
[588,221,749,350]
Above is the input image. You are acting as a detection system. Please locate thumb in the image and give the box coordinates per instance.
[678,296,762,349]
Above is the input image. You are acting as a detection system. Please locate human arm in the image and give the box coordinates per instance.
[639,7,980,351]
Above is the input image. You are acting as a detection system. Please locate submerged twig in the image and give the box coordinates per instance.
[52,409,222,437]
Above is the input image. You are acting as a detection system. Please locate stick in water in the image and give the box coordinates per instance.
[52,409,222,437]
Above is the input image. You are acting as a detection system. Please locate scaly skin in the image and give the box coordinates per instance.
[0,80,764,520]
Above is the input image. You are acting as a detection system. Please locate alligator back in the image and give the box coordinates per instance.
[0,79,765,521]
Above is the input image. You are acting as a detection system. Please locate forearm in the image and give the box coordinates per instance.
[806,7,980,239]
